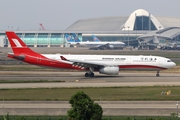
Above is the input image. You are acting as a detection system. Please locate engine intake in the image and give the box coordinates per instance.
[99,66,119,75]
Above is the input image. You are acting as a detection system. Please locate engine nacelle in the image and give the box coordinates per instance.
[99,66,119,75]
[108,45,114,49]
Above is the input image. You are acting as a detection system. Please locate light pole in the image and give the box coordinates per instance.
[158,26,161,48]
[123,26,126,41]
[159,26,161,38]
[128,26,130,47]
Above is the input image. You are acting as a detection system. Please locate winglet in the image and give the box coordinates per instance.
[60,56,68,61]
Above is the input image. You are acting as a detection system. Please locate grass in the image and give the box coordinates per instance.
[0,115,178,120]
[0,86,180,101]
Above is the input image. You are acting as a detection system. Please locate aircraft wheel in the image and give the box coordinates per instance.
[156,71,160,77]
[85,73,89,77]
[90,72,94,77]
[156,73,160,77]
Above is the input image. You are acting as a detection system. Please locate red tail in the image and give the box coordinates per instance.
[6,31,38,56]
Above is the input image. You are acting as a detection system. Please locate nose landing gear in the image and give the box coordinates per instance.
[156,71,160,77]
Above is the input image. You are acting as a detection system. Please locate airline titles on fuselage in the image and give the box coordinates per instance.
[133,57,158,62]
[102,58,126,61]
[102,57,157,62]
[140,57,157,61]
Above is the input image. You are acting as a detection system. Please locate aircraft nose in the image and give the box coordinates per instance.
[171,62,176,68]
[173,62,176,67]
[166,61,176,69]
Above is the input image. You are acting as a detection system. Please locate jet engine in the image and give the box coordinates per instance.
[108,45,114,49]
[99,66,119,75]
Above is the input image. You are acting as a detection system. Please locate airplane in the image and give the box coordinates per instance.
[6,31,176,77]
[66,34,125,49]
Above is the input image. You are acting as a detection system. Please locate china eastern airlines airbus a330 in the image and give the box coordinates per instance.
[6,31,176,77]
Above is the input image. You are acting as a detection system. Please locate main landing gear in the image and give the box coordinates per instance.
[156,71,160,77]
[85,72,94,77]
[85,67,95,77]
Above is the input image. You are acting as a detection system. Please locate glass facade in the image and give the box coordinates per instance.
[134,16,157,30]
[37,33,48,45]
[16,33,23,38]
[2,33,78,46]
[24,33,36,45]
[172,34,180,41]
[18,33,65,45]
[76,33,82,42]
[50,33,63,45]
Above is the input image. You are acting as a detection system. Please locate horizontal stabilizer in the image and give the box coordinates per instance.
[8,53,25,60]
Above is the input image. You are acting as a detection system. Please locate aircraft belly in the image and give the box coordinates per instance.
[120,68,162,71]
[119,65,166,71]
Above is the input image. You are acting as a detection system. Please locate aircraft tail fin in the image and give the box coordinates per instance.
[72,33,81,42]
[92,35,101,42]
[65,34,74,42]
[6,31,38,55]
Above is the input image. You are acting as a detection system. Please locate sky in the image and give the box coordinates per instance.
[0,0,180,31]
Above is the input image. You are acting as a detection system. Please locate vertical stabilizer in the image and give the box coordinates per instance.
[6,31,39,56]
[72,33,81,42]
[92,35,101,42]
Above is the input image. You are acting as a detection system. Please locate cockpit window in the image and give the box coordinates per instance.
[167,60,172,62]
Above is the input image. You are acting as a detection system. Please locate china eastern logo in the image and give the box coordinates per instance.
[12,38,23,47]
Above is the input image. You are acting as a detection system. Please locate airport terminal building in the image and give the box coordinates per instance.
[1,9,180,49]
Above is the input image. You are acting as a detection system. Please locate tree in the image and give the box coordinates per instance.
[91,103,103,120]
[68,91,103,120]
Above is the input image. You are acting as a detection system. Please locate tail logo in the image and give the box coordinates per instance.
[12,38,23,47]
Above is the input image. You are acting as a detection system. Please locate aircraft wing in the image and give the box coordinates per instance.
[94,44,103,47]
[92,43,110,50]
[102,43,110,46]
[60,56,105,68]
